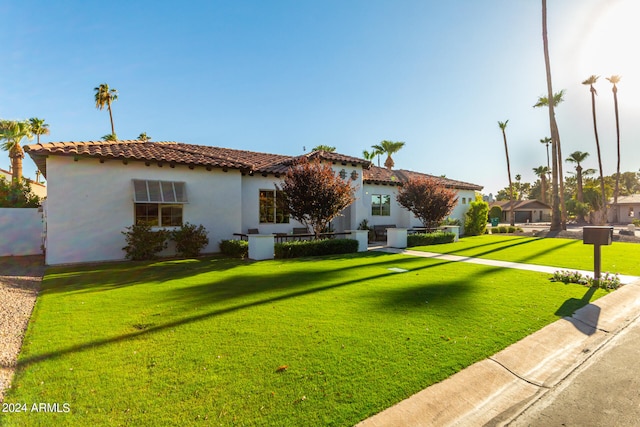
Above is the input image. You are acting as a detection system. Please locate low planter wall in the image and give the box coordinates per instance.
[0,208,43,256]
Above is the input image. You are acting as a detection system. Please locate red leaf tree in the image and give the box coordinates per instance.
[396,176,458,230]
[279,158,356,239]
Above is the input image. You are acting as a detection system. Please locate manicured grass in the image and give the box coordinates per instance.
[411,234,640,276]
[3,252,607,426]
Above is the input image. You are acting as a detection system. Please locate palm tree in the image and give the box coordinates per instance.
[371,140,405,170]
[534,90,567,230]
[94,83,118,137]
[367,146,383,167]
[498,120,515,226]
[539,136,552,188]
[582,75,607,224]
[28,117,49,144]
[607,75,621,223]
[539,136,551,168]
[362,149,376,162]
[138,132,151,141]
[566,151,590,223]
[101,133,117,141]
[533,166,549,204]
[541,0,564,231]
[0,120,34,182]
[311,145,336,152]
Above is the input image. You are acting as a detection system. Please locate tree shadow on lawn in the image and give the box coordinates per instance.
[419,237,579,268]
[422,235,534,254]
[15,255,466,369]
[38,251,418,296]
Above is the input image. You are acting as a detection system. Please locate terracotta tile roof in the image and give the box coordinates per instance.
[362,166,483,191]
[24,141,371,177]
[24,141,483,191]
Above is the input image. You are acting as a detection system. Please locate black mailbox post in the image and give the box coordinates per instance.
[583,226,614,281]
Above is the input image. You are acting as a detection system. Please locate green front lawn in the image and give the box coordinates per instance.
[3,251,607,426]
[410,234,640,276]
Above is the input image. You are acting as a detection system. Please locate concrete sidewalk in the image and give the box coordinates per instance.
[357,248,640,426]
[375,246,640,285]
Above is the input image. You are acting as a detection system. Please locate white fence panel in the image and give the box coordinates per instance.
[0,208,43,256]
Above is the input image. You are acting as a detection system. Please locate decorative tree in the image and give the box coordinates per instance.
[395,176,458,230]
[279,158,355,239]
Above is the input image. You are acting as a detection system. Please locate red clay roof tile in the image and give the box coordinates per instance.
[25,141,482,190]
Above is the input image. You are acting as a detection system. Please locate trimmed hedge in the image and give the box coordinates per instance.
[491,225,522,234]
[274,238,358,259]
[407,231,456,247]
[220,239,249,258]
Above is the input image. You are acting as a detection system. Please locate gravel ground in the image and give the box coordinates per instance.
[0,255,45,403]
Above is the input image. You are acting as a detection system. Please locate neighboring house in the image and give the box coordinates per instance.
[0,167,47,199]
[489,200,552,223]
[25,140,482,265]
[608,195,640,224]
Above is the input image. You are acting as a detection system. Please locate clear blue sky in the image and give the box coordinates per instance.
[2,0,638,195]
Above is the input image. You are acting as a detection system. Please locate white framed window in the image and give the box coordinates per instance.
[371,194,391,216]
[259,190,290,224]
[133,180,187,226]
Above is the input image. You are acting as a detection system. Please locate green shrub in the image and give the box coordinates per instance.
[171,223,209,257]
[0,176,41,208]
[122,224,170,260]
[407,232,455,247]
[507,226,516,233]
[633,219,640,227]
[220,239,249,259]
[464,200,489,236]
[489,206,502,221]
[274,238,358,259]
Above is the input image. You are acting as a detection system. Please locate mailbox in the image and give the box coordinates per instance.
[583,226,613,245]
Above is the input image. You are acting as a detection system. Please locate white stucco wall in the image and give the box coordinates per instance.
[240,163,365,234]
[45,156,242,265]
[362,185,477,231]
[0,208,43,256]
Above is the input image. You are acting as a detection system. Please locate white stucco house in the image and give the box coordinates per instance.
[608,195,640,224]
[25,140,482,265]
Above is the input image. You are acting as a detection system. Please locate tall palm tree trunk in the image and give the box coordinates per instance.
[500,123,515,227]
[9,145,24,183]
[612,84,620,223]
[107,100,116,136]
[553,119,567,229]
[542,0,561,231]
[588,86,607,224]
